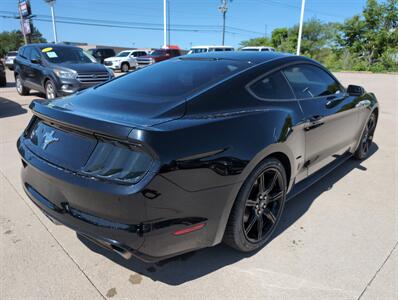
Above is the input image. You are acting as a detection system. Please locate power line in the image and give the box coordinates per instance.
[0,10,262,36]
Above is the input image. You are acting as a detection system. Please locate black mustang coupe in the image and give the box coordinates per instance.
[18,52,378,261]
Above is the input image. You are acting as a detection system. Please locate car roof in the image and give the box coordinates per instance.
[191,45,234,49]
[242,46,274,49]
[23,43,81,49]
[182,51,291,64]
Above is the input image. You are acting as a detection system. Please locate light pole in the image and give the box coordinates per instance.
[163,0,167,48]
[219,0,228,46]
[296,0,306,55]
[44,0,58,43]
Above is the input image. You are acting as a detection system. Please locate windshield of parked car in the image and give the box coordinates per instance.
[116,51,130,57]
[150,49,166,56]
[95,58,251,101]
[83,50,97,63]
[7,51,17,56]
[241,48,257,51]
[40,46,92,64]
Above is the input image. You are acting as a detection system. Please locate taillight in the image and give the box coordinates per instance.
[81,140,153,185]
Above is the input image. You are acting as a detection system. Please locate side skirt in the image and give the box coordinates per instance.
[287,152,352,201]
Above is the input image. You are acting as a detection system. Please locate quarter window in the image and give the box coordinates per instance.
[283,64,342,99]
[249,71,295,100]
[22,47,31,59]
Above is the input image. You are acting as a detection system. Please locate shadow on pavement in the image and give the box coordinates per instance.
[0,96,27,118]
[78,143,379,285]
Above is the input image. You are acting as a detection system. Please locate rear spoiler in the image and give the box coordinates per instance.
[30,99,134,141]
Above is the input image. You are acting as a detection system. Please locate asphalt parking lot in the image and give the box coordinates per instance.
[0,69,397,300]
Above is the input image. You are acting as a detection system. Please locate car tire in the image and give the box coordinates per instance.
[224,157,287,252]
[0,76,6,87]
[15,75,29,95]
[121,63,129,73]
[45,80,57,100]
[354,112,377,160]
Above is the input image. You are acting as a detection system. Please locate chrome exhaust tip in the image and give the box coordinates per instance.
[110,244,133,260]
[79,233,133,260]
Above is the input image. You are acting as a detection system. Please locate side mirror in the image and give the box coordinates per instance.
[347,84,365,96]
[31,58,41,64]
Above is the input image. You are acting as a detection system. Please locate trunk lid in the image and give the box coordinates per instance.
[30,87,186,139]
[25,119,97,172]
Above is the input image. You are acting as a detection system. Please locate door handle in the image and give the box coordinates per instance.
[309,115,323,122]
[305,115,324,131]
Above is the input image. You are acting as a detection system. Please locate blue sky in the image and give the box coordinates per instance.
[1,0,369,49]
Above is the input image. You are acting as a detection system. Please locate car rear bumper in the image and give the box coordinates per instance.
[18,135,237,262]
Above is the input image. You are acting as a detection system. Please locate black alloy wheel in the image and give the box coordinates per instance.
[354,112,377,160]
[224,158,287,252]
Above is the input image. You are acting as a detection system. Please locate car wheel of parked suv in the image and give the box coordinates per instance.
[224,157,287,252]
[121,63,129,73]
[15,75,29,95]
[45,80,57,99]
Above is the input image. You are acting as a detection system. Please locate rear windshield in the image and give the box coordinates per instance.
[96,58,251,101]
[40,46,92,64]
[7,51,17,56]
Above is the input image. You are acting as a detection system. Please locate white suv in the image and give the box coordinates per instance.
[104,50,148,72]
[240,46,275,52]
[187,45,234,54]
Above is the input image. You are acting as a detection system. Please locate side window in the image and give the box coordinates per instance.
[31,48,41,61]
[248,71,295,100]
[261,48,269,52]
[283,64,342,99]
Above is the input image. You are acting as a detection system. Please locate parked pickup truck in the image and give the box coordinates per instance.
[136,48,181,68]
[104,50,148,72]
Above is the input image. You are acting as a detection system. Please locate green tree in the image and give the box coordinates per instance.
[338,0,398,69]
[0,25,46,57]
[239,36,272,48]
[240,0,397,72]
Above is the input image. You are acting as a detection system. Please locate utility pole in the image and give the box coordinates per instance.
[163,0,167,48]
[219,0,228,46]
[44,0,58,43]
[17,1,27,45]
[296,0,306,55]
[167,0,170,46]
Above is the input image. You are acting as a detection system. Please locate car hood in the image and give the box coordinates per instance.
[104,57,127,62]
[30,88,186,139]
[53,62,108,73]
